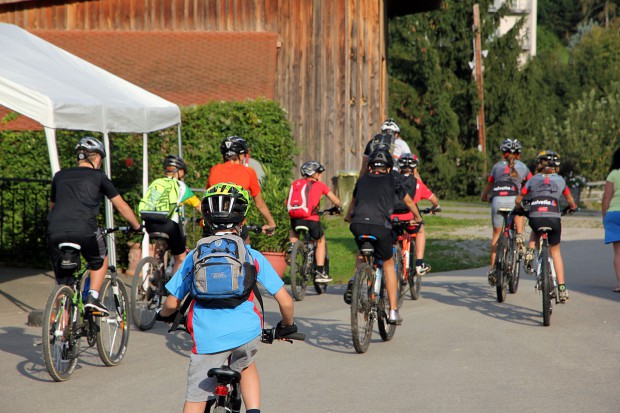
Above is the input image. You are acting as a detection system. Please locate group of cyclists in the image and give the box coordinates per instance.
[44,120,579,412]
[481,139,578,303]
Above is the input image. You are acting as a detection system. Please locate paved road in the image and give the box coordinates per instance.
[1,226,618,413]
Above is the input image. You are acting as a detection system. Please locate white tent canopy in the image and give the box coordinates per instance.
[0,23,182,264]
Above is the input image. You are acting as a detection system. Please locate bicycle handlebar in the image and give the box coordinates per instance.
[101,226,144,236]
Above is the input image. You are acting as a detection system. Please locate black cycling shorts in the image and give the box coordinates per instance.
[529,217,562,246]
[349,223,397,261]
[144,218,186,255]
[290,219,324,240]
[47,229,107,285]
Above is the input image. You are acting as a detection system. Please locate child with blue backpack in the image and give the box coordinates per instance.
[156,183,297,413]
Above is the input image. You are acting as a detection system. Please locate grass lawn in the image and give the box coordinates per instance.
[321,210,491,284]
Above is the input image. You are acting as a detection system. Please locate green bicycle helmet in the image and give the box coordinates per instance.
[202,183,251,229]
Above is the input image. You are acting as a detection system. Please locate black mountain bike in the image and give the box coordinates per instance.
[492,208,522,303]
[42,227,131,381]
[350,235,403,353]
[289,208,339,301]
[529,206,576,326]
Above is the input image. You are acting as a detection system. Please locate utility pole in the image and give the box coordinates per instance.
[473,4,487,175]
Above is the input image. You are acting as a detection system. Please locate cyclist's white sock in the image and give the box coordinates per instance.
[88,290,99,299]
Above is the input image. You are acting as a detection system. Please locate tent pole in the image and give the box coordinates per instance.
[44,127,61,176]
[102,132,116,267]
[177,123,182,158]
[142,133,150,260]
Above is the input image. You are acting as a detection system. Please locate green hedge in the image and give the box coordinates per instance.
[0,99,296,266]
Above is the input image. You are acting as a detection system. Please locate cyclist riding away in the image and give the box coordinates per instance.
[481,139,532,286]
[206,136,276,236]
[515,150,577,303]
[345,148,423,324]
[46,136,142,315]
[358,118,418,178]
[287,160,343,283]
[156,183,296,413]
[394,153,441,275]
[139,155,202,275]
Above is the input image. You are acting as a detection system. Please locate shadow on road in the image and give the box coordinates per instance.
[422,280,543,327]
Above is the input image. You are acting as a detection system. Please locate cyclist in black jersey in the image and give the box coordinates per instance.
[345,149,422,324]
[47,137,142,315]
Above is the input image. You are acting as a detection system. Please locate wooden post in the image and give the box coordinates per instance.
[473,4,487,175]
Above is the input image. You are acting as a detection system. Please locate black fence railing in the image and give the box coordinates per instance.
[0,178,51,266]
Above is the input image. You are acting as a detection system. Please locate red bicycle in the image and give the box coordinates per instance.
[392,207,435,301]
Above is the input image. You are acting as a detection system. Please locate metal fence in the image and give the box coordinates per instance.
[0,178,51,266]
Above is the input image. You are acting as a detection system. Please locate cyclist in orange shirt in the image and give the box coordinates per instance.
[206,136,276,235]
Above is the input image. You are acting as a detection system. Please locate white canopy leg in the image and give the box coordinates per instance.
[44,127,60,176]
[102,132,116,267]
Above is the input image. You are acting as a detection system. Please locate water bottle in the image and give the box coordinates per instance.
[373,267,383,296]
[82,274,90,302]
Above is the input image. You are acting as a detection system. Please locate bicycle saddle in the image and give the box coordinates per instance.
[207,366,241,384]
[148,232,169,240]
[294,225,310,233]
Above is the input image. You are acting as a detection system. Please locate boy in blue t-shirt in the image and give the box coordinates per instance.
[156,183,297,413]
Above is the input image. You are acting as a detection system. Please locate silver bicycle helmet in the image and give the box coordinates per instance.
[300,160,325,177]
[499,139,522,154]
[163,155,187,173]
[75,136,105,158]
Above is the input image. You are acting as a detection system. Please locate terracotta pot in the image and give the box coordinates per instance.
[261,251,287,278]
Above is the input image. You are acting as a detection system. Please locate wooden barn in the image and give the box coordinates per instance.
[0,0,441,179]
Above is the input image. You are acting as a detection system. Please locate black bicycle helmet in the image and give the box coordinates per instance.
[397,153,419,170]
[220,136,249,158]
[300,160,325,177]
[536,150,561,168]
[367,148,394,169]
[163,154,187,173]
[499,139,522,154]
[201,183,251,229]
[75,136,105,158]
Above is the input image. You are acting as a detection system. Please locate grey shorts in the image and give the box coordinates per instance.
[491,196,516,228]
[186,337,260,402]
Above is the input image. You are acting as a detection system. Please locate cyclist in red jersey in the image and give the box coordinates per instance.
[206,136,276,235]
[288,161,342,283]
[393,153,440,275]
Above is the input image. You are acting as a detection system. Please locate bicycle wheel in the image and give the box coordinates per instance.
[494,234,507,303]
[289,241,308,301]
[131,256,160,330]
[313,247,328,295]
[393,244,405,307]
[508,238,521,294]
[42,285,79,381]
[408,247,421,300]
[377,276,397,341]
[97,277,130,366]
[350,264,374,353]
[540,248,552,326]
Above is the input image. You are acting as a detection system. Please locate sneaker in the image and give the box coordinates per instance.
[84,294,109,316]
[487,269,496,286]
[416,263,431,276]
[515,234,526,256]
[524,248,535,274]
[387,309,403,325]
[559,287,570,303]
[343,279,354,304]
[314,271,333,283]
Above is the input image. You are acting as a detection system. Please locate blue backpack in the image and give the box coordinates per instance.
[190,234,258,308]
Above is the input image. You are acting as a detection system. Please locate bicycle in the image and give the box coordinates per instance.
[130,225,173,331]
[350,235,402,353]
[42,227,132,382]
[492,208,522,303]
[167,319,304,413]
[526,206,576,326]
[392,207,435,301]
[288,208,340,301]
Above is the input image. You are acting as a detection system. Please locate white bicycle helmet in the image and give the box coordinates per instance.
[381,118,400,134]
